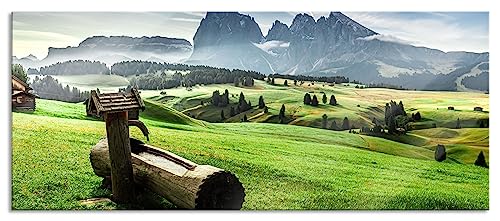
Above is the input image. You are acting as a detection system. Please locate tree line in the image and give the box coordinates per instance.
[30,75,90,102]
[31,60,110,75]
[210,89,268,122]
[269,73,349,84]
[303,93,337,106]
[321,114,352,131]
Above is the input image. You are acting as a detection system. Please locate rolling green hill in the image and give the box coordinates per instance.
[141,79,489,130]
[11,98,489,210]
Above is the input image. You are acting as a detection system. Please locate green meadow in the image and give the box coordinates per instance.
[11,90,489,209]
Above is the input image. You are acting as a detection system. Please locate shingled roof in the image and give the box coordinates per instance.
[90,88,145,115]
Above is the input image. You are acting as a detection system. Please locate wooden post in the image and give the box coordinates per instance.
[104,111,136,204]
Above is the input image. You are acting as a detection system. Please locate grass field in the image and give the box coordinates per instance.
[141,79,489,165]
[142,79,489,130]
[11,98,489,210]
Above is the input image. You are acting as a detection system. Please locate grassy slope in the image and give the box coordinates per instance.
[141,79,489,129]
[11,99,489,210]
[142,80,489,164]
[409,128,489,164]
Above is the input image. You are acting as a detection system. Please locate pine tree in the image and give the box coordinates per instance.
[279,104,286,123]
[456,118,461,129]
[271,77,275,85]
[220,110,225,120]
[12,64,29,83]
[435,144,446,162]
[212,90,221,106]
[415,112,421,121]
[329,95,337,106]
[322,114,328,129]
[330,120,338,130]
[399,100,406,116]
[474,151,488,168]
[284,80,288,86]
[221,89,229,106]
[342,117,350,130]
[243,114,248,122]
[238,91,249,111]
[322,93,327,104]
[303,93,312,105]
[311,95,319,106]
[258,95,266,109]
[230,106,235,116]
[264,106,269,113]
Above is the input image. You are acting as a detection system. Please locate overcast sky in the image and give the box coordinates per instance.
[12,12,488,59]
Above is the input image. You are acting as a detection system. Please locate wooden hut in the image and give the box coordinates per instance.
[85,88,143,120]
[474,107,483,112]
[448,106,455,110]
[12,75,38,110]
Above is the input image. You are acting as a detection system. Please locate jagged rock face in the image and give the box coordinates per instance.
[193,12,264,48]
[266,20,291,42]
[188,11,488,90]
[188,12,272,74]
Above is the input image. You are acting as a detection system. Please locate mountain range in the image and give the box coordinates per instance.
[13,36,193,68]
[13,12,489,91]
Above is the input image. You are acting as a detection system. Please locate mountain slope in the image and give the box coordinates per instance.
[187,12,489,90]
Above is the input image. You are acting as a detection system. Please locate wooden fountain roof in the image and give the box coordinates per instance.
[90,88,145,114]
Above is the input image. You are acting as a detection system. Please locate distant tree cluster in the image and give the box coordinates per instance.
[303,93,337,106]
[319,114,352,131]
[123,61,263,90]
[12,64,28,83]
[237,92,252,113]
[111,61,196,76]
[212,89,230,107]
[112,60,264,77]
[234,76,255,87]
[269,73,349,84]
[411,112,422,121]
[31,75,89,102]
[266,76,275,85]
[385,100,410,134]
[366,83,407,90]
[129,71,183,90]
[36,60,110,75]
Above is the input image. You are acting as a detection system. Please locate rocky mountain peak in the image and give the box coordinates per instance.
[193,12,264,48]
[266,20,292,41]
[25,54,39,60]
[290,13,316,33]
[327,12,377,36]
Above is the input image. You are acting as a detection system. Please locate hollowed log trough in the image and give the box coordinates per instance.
[90,138,245,209]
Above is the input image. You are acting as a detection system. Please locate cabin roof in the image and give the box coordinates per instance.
[90,88,145,115]
[12,90,38,98]
[12,75,32,91]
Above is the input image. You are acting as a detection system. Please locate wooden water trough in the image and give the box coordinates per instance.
[88,88,245,209]
[90,138,245,209]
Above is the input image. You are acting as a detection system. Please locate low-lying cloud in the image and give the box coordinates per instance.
[357,34,416,45]
[253,40,290,55]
